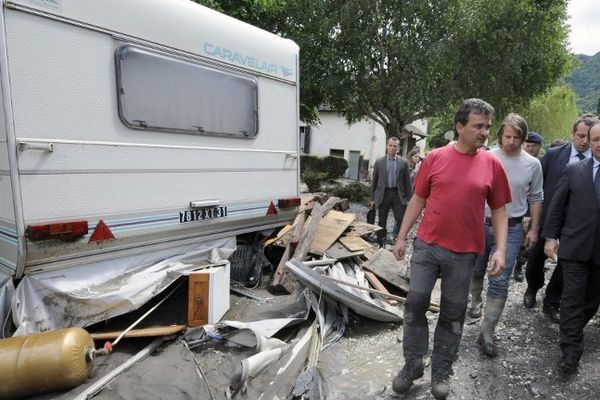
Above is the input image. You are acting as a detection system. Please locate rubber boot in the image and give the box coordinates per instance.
[478,296,506,357]
[467,273,484,318]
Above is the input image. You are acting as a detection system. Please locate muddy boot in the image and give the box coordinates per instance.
[431,371,450,399]
[467,273,484,318]
[392,359,424,394]
[478,296,506,357]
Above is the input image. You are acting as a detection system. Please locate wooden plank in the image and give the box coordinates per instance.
[264,223,293,247]
[346,221,383,237]
[364,271,398,306]
[91,325,186,340]
[362,248,411,292]
[339,235,373,252]
[324,241,364,260]
[308,210,356,255]
[270,212,307,293]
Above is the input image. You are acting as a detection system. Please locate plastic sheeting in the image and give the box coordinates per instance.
[12,237,235,336]
[1,272,15,338]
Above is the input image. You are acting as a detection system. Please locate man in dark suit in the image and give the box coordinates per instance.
[371,136,412,246]
[542,120,600,373]
[523,114,599,323]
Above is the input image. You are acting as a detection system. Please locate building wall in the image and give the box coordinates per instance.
[304,112,427,180]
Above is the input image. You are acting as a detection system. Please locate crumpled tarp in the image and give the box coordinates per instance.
[0,272,15,338]
[12,237,235,336]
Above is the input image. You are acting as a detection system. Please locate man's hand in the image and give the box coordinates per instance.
[524,229,538,250]
[522,216,531,233]
[369,201,375,208]
[487,249,506,277]
[544,239,558,262]
[393,238,406,260]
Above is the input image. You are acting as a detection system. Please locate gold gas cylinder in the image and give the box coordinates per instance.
[0,327,95,399]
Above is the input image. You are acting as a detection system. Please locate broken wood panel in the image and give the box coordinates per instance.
[363,248,410,292]
[339,235,372,252]
[364,271,398,306]
[91,325,186,340]
[324,241,364,260]
[309,210,356,255]
[188,273,210,327]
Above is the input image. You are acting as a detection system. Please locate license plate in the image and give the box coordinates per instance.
[179,206,228,223]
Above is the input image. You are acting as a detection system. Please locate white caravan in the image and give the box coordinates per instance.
[0,0,300,332]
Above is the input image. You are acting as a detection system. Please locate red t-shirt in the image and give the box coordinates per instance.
[414,145,511,255]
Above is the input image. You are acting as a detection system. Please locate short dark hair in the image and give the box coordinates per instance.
[454,98,495,136]
[572,113,599,134]
[497,113,528,146]
[587,120,600,140]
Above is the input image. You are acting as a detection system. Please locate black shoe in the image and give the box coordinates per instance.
[523,289,536,309]
[392,359,424,393]
[513,265,524,282]
[558,358,578,374]
[543,304,560,324]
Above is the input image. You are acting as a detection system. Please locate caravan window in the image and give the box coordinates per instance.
[116,46,258,137]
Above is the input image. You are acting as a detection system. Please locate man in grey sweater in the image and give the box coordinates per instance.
[468,113,544,356]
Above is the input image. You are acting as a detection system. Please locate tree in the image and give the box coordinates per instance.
[195,0,572,139]
[520,85,580,144]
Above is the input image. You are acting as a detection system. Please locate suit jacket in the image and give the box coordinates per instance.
[542,157,600,264]
[371,155,412,207]
[540,143,572,222]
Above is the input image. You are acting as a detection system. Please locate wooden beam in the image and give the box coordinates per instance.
[364,271,398,306]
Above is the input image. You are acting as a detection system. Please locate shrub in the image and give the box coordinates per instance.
[329,182,371,202]
[302,170,327,193]
[300,155,348,179]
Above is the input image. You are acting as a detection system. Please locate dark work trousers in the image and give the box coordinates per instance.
[525,234,563,307]
[403,238,477,375]
[377,188,406,242]
[559,259,600,363]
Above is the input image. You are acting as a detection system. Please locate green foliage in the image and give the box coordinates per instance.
[302,170,327,192]
[564,53,600,113]
[327,182,371,203]
[300,154,349,179]
[518,85,580,143]
[454,0,573,116]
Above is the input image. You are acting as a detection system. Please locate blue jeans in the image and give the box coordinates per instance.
[403,238,477,374]
[473,223,523,299]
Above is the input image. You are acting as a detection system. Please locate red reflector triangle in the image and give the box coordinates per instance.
[89,220,115,242]
[266,201,278,215]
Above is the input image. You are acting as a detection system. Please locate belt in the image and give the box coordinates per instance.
[485,216,523,227]
[385,187,397,191]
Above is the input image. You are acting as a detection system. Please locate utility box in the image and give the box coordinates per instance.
[187,264,230,327]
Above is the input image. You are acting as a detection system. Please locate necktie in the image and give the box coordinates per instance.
[576,153,585,161]
[595,167,600,203]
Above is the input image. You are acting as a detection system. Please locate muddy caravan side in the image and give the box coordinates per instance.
[0,0,300,333]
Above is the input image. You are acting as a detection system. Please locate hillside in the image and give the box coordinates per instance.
[564,52,600,113]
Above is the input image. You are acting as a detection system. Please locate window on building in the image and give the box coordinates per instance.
[329,149,344,158]
[116,46,258,138]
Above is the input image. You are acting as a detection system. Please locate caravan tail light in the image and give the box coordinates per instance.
[26,221,89,241]
[278,197,301,208]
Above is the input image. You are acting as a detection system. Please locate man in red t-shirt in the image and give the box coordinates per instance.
[391,98,511,399]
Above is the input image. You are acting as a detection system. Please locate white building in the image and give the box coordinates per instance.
[301,110,427,180]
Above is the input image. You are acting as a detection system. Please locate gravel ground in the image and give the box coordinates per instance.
[326,201,600,399]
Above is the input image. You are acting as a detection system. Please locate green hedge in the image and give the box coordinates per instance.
[328,182,371,202]
[300,155,349,180]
